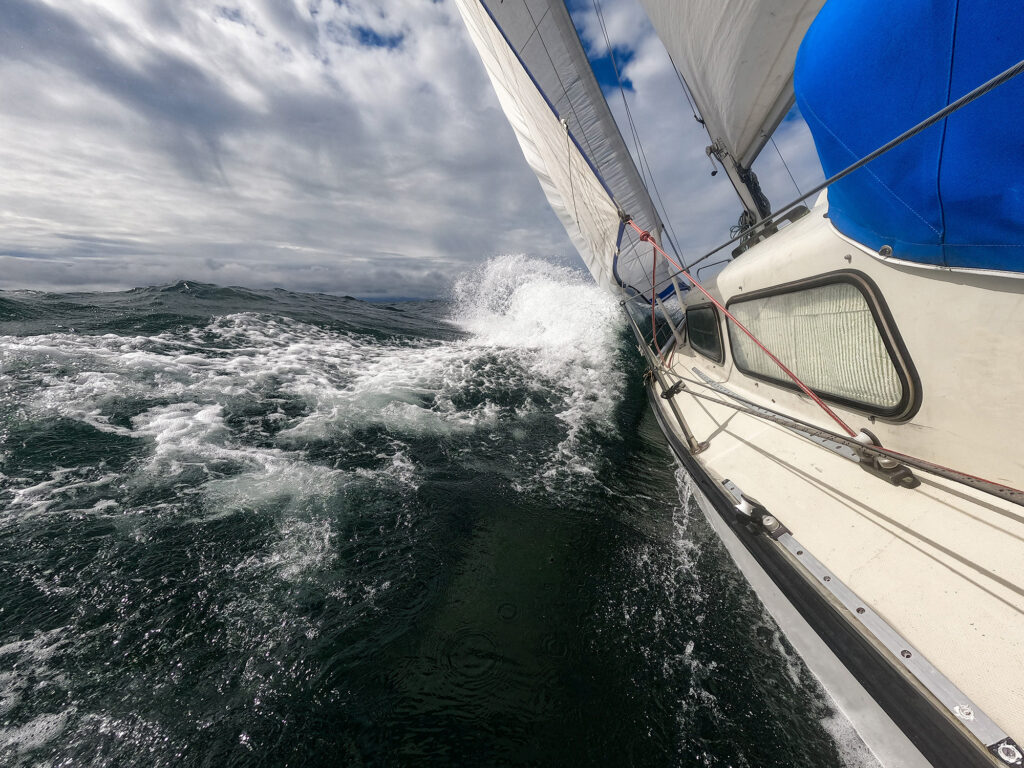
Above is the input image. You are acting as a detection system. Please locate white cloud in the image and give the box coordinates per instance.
[0,0,823,296]
[571,0,825,273]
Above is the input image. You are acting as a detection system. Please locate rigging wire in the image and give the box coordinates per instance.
[674,66,704,125]
[631,55,1024,299]
[520,0,683,285]
[649,363,1024,509]
[769,133,802,197]
[623,304,1024,508]
[520,1,604,174]
[649,244,661,356]
[589,0,685,266]
[627,219,858,437]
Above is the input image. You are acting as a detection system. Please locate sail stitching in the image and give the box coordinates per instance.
[519,0,605,172]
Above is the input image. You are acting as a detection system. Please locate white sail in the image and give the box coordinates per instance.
[638,0,825,168]
[453,0,676,301]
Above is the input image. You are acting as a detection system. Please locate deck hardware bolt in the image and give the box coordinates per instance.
[760,515,780,533]
[879,245,893,257]
[855,607,865,614]
[823,576,831,582]
[998,742,1022,763]
[901,650,912,659]
[954,704,975,720]
[877,454,900,470]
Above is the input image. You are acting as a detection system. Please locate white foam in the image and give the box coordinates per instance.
[0,711,72,754]
[6,468,121,517]
[251,517,336,582]
[131,403,229,465]
[274,256,626,473]
[0,628,72,755]
[0,627,67,664]
[2,256,630,578]
[820,711,883,768]
[453,254,626,473]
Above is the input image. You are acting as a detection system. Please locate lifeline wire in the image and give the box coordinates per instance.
[654,364,1024,509]
[639,55,1024,295]
[627,219,858,437]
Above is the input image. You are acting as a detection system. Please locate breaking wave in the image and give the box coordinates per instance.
[0,258,863,767]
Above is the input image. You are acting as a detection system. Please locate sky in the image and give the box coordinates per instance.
[0,0,825,297]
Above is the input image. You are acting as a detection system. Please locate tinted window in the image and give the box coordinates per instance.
[728,280,907,414]
[686,305,723,363]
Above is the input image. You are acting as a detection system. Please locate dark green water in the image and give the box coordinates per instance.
[0,257,873,766]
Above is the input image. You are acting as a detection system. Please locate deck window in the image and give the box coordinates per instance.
[727,278,909,415]
[685,304,723,363]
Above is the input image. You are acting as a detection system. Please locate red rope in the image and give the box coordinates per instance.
[649,244,662,358]
[629,220,857,438]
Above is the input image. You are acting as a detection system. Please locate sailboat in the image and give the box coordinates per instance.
[453,0,1024,765]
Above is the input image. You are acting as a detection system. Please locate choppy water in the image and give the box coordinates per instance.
[0,256,876,766]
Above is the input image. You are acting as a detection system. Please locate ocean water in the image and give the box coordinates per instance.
[0,256,876,767]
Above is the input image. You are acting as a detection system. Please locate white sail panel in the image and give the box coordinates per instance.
[454,0,620,289]
[639,0,825,168]
[453,0,675,301]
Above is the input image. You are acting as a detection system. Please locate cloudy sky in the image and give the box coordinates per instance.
[0,0,824,297]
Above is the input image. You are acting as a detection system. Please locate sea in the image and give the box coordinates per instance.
[0,255,877,767]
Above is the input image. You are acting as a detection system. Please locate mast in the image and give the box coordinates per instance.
[707,136,772,225]
[637,0,826,224]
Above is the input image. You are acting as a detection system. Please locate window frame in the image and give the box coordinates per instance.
[724,271,920,421]
[685,303,725,364]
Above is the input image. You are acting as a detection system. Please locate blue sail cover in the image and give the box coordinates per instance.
[794,0,1024,271]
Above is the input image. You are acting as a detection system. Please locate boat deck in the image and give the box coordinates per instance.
[655,367,1024,753]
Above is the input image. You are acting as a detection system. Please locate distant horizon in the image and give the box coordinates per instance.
[0,0,823,297]
[0,278,440,303]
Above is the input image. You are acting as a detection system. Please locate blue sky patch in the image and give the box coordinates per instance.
[565,3,635,94]
[216,6,244,24]
[782,103,803,123]
[588,47,634,94]
[353,25,404,49]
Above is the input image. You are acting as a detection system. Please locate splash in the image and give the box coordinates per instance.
[452,254,626,475]
[0,274,864,766]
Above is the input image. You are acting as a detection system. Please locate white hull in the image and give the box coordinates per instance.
[648,194,1024,767]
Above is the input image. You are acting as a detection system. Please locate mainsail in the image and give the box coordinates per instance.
[453,0,676,301]
[637,0,825,169]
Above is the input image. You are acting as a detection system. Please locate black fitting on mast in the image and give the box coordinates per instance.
[707,140,771,230]
[736,166,772,219]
